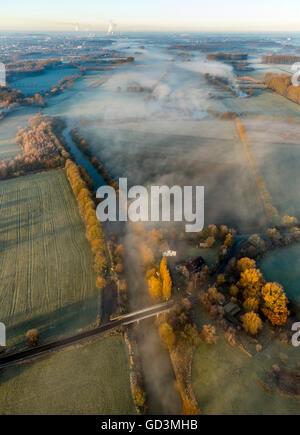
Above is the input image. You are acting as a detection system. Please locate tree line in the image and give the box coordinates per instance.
[0,114,70,179]
[204,73,238,96]
[0,86,43,115]
[6,59,61,77]
[49,69,85,97]
[206,53,247,61]
[65,159,108,288]
[157,300,201,415]
[265,72,300,105]
[262,55,300,65]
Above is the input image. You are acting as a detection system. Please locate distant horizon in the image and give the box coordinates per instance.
[2,29,300,35]
[2,27,300,34]
[2,0,300,33]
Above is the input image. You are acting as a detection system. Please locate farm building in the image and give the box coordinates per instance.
[176,256,206,279]
[223,301,241,325]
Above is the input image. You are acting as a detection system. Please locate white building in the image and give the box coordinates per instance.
[162,250,177,257]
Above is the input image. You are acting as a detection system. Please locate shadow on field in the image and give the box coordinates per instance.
[2,295,100,354]
[0,211,40,234]
[0,218,87,253]
[101,281,118,323]
[0,354,36,392]
[0,198,29,210]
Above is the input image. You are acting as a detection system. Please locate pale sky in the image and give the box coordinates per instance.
[1,0,300,32]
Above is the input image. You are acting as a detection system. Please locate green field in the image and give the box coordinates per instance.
[0,169,99,350]
[192,306,300,415]
[224,90,300,116]
[0,336,136,415]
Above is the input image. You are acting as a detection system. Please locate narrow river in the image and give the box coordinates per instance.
[63,121,182,414]
[62,127,105,188]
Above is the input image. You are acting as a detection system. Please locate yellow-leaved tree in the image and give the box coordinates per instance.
[148,275,162,300]
[160,257,172,301]
[243,297,259,312]
[224,233,233,247]
[261,282,290,326]
[147,257,172,301]
[238,268,264,299]
[237,257,256,273]
[159,322,175,349]
[241,312,263,335]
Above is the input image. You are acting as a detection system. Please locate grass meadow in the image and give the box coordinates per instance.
[0,336,136,415]
[192,306,300,415]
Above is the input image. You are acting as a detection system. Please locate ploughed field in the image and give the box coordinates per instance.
[0,169,99,350]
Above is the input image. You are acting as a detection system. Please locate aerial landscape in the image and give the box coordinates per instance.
[0,0,300,419]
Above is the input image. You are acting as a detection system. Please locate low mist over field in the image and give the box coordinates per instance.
[0,26,300,416]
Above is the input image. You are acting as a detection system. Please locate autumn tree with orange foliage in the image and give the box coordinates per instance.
[241,312,263,335]
[282,215,298,227]
[265,72,300,104]
[147,258,172,301]
[148,275,162,300]
[229,284,239,297]
[224,233,233,247]
[96,276,106,290]
[238,268,264,299]
[145,268,156,280]
[26,329,40,347]
[159,322,176,349]
[202,324,217,344]
[160,257,172,301]
[243,297,259,312]
[237,257,256,273]
[261,282,290,326]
